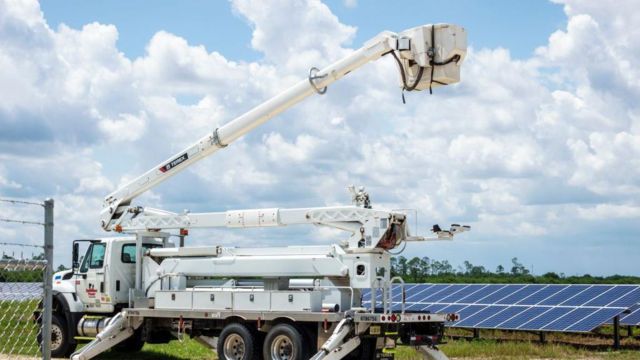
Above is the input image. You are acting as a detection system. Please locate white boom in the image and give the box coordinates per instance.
[118,205,469,249]
[101,24,467,231]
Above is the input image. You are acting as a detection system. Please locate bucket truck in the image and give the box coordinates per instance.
[45,23,469,360]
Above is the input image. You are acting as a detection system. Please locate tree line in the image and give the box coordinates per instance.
[390,256,640,284]
[3,253,640,284]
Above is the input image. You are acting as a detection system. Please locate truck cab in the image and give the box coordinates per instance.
[45,236,167,357]
[74,237,164,313]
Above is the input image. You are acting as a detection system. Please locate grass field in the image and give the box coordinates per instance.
[88,337,640,360]
[1,333,639,359]
[0,299,41,357]
[1,298,639,359]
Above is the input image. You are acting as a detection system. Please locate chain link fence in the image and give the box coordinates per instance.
[0,199,53,360]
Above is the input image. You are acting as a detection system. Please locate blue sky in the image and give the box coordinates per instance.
[1,0,639,275]
[41,0,566,60]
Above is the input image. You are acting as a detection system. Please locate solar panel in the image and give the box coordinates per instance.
[567,308,622,332]
[521,307,573,331]
[362,283,640,333]
[440,284,483,303]
[620,304,640,326]
[607,288,640,308]
[542,308,595,331]
[499,307,548,329]
[456,306,507,327]
[538,285,588,305]
[517,284,564,305]
[475,306,528,328]
[498,284,545,304]
[561,285,613,306]
[584,285,634,306]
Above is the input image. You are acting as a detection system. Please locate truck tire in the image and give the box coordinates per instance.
[263,323,308,360]
[217,323,259,360]
[38,312,76,358]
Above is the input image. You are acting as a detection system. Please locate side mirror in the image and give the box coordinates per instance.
[72,243,79,269]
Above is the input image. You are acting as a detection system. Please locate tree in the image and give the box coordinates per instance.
[469,265,486,277]
[397,256,408,277]
[57,264,69,272]
[439,260,454,275]
[431,260,442,275]
[420,257,431,277]
[387,255,640,285]
[407,257,422,282]
[463,261,474,275]
[510,257,529,276]
[390,257,398,277]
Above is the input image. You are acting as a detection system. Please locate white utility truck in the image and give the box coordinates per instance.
[45,24,469,360]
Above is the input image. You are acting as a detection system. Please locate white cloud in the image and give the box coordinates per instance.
[97,112,147,142]
[0,166,21,190]
[577,204,640,220]
[448,135,543,177]
[264,132,324,162]
[0,0,639,274]
[231,0,356,71]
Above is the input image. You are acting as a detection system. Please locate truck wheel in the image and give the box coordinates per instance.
[263,323,307,360]
[217,323,258,360]
[38,313,76,358]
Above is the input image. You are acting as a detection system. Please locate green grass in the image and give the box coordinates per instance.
[1,301,636,360]
[1,333,637,359]
[0,300,41,356]
[396,340,640,359]
[94,339,216,360]
[86,336,640,360]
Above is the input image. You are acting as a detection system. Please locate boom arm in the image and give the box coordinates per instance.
[101,24,467,231]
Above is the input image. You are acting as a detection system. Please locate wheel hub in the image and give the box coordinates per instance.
[50,323,63,350]
[223,333,246,360]
[270,334,294,360]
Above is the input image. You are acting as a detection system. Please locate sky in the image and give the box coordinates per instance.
[0,0,639,276]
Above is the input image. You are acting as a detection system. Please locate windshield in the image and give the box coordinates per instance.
[79,243,106,272]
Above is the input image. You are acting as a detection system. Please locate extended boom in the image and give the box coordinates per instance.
[101,24,467,231]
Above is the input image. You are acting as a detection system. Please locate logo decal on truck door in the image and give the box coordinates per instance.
[86,283,97,298]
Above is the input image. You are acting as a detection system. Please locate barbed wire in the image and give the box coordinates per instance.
[0,241,45,249]
[0,218,45,226]
[0,198,44,207]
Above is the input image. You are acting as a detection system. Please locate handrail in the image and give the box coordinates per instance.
[389,276,406,314]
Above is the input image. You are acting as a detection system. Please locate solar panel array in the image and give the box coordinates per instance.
[363,284,640,332]
[620,304,640,326]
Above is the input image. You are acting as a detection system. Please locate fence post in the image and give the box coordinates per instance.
[42,199,54,360]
